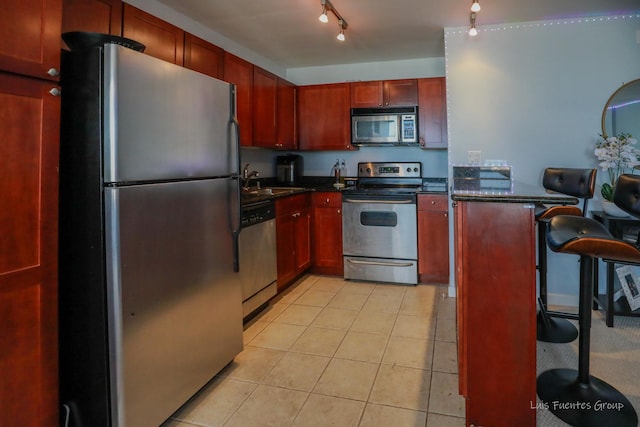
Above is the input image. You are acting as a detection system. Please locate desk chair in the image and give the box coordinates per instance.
[536,168,597,343]
[537,173,639,427]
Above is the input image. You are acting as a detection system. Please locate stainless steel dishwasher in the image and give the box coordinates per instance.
[239,200,277,319]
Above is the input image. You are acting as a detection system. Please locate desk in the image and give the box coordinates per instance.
[591,211,640,327]
[452,181,578,427]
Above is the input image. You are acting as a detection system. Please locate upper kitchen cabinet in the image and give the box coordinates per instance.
[418,77,448,149]
[298,83,353,151]
[351,79,418,108]
[276,78,296,150]
[62,0,122,50]
[252,66,278,148]
[122,4,184,66]
[0,72,61,427]
[0,0,62,81]
[183,33,224,80]
[223,52,253,147]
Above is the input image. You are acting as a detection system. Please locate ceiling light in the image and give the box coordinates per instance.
[319,0,328,23]
[469,12,478,36]
[471,0,481,13]
[337,20,346,41]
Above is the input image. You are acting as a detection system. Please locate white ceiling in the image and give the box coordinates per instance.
[156,0,640,68]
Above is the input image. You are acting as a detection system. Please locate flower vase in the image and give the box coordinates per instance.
[602,200,629,217]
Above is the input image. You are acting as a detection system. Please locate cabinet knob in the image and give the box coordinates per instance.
[337,209,341,214]
[47,68,59,77]
[49,88,61,97]
[431,200,436,205]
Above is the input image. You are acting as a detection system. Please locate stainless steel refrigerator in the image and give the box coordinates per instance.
[59,35,243,427]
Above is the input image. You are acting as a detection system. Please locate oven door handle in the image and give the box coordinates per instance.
[343,198,414,204]
[346,259,415,267]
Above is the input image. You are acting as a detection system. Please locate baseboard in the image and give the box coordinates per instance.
[547,292,578,309]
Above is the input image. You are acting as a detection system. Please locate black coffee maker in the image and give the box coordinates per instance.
[276,154,303,185]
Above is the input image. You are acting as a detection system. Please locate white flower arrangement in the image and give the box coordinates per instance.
[594,132,640,201]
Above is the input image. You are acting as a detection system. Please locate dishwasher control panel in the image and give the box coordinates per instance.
[241,201,275,227]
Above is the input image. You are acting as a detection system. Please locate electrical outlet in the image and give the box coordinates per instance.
[468,150,481,164]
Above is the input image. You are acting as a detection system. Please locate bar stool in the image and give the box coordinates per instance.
[536,168,597,343]
[537,173,639,427]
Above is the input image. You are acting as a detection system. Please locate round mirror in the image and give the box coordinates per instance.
[601,79,640,139]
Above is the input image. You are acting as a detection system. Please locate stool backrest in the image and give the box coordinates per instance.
[542,168,597,215]
[613,174,640,218]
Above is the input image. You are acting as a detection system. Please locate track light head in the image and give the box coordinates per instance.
[471,0,481,13]
[337,20,345,41]
[469,12,478,36]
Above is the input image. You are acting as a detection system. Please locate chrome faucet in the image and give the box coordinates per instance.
[242,163,259,189]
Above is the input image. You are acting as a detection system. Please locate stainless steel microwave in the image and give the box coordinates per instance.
[351,106,418,146]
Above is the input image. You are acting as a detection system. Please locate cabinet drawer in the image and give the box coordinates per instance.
[418,194,448,211]
[312,192,341,208]
[276,192,311,216]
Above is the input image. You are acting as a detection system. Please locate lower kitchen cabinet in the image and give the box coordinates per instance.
[417,194,449,283]
[311,192,343,276]
[276,193,311,290]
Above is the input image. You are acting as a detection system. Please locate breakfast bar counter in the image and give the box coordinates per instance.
[451,181,578,427]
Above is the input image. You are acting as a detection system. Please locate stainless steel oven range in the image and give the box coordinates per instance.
[342,162,422,285]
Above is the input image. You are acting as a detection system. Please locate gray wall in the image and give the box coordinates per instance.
[444,14,640,304]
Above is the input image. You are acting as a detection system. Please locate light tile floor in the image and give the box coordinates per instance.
[163,275,465,427]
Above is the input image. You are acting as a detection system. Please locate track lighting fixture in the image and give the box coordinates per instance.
[471,0,481,13]
[469,12,478,36]
[318,0,348,41]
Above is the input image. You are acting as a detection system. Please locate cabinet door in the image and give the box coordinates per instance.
[295,209,312,273]
[418,77,447,149]
[276,214,296,290]
[122,3,184,65]
[253,66,278,148]
[312,194,343,276]
[384,79,418,106]
[277,78,296,149]
[0,0,62,81]
[62,0,122,50]
[350,81,383,108]
[223,52,253,147]
[418,210,449,283]
[298,83,353,150]
[0,73,60,427]
[183,32,224,79]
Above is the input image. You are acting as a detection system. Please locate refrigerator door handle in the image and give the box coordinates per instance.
[231,176,241,273]
[229,84,241,176]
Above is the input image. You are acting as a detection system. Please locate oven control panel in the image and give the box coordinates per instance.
[357,162,422,178]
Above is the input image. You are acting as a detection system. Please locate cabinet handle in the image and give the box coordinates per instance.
[47,68,59,77]
[337,209,341,214]
[49,88,61,97]
[431,200,436,205]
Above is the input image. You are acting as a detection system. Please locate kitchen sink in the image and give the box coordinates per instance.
[243,187,306,196]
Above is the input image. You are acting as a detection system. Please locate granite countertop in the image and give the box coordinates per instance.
[451,180,579,205]
[241,177,350,205]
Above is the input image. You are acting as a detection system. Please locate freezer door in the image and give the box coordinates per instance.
[104,179,243,427]
[103,44,238,183]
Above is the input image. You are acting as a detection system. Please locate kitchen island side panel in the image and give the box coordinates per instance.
[455,201,536,427]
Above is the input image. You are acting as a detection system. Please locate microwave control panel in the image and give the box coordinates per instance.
[401,114,417,143]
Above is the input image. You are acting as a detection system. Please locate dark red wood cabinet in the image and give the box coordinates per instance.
[297,83,353,150]
[418,77,447,149]
[252,66,278,148]
[0,72,61,427]
[350,79,418,108]
[311,192,343,276]
[417,194,449,283]
[62,0,122,50]
[454,201,536,427]
[183,32,224,80]
[122,3,184,66]
[276,194,311,290]
[276,78,296,149]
